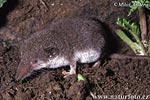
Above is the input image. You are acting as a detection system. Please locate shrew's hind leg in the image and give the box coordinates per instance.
[62,62,76,78]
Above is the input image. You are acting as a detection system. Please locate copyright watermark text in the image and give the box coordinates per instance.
[93,94,150,100]
[114,2,150,7]
[92,94,149,99]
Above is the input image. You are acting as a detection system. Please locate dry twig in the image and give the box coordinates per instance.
[39,0,48,10]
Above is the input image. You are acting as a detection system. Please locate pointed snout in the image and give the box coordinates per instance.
[15,72,23,82]
[15,64,33,81]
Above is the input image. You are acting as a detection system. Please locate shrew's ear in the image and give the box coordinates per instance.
[44,47,59,59]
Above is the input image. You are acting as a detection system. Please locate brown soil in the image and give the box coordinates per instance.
[0,0,150,100]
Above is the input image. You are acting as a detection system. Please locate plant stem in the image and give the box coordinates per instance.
[147,31,150,55]
[138,7,147,44]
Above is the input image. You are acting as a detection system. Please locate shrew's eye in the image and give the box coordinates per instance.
[44,47,59,59]
[32,59,38,64]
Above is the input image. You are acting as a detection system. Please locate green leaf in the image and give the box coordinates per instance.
[143,0,150,9]
[77,74,85,82]
[116,18,145,53]
[128,0,150,16]
[128,0,139,16]
[116,18,140,36]
[128,6,138,16]
[145,0,150,9]
[0,0,6,8]
[116,29,146,55]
